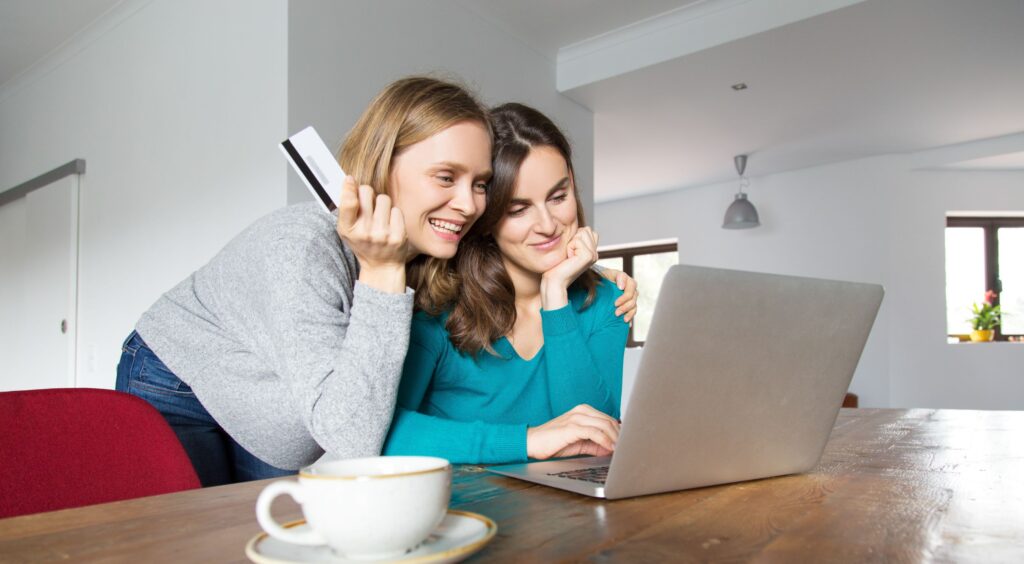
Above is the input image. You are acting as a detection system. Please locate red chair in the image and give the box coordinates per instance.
[0,388,200,519]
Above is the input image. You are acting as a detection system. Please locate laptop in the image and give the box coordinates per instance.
[487,264,884,499]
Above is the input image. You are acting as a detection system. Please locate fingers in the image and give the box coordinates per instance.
[569,403,611,418]
[567,228,597,265]
[335,179,408,273]
[614,285,630,307]
[572,420,618,451]
[612,272,638,321]
[357,184,376,230]
[542,417,617,455]
[371,193,392,240]
[567,404,620,443]
[341,181,393,240]
[596,267,624,287]
[574,227,597,254]
[555,440,614,459]
[389,206,406,245]
[528,404,622,460]
[614,288,638,318]
[622,273,637,297]
[615,295,637,319]
[336,176,360,231]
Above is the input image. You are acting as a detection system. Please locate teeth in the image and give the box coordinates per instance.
[429,219,462,234]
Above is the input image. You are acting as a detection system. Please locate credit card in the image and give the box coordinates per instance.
[280,126,345,213]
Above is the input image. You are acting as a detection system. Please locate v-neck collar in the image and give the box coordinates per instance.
[496,336,544,363]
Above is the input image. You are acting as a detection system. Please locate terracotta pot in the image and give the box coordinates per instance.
[970,329,995,342]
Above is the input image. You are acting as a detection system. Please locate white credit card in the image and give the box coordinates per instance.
[280,126,345,213]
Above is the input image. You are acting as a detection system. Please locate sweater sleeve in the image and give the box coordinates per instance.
[382,317,528,464]
[385,408,527,464]
[541,281,629,418]
[254,233,414,461]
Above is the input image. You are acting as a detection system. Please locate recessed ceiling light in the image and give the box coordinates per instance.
[731,83,748,91]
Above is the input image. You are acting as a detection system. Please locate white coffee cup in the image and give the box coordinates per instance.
[256,456,451,560]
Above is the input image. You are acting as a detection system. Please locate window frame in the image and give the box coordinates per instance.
[946,216,1024,341]
[597,241,678,347]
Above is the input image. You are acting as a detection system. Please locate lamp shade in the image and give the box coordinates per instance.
[722,154,760,229]
[722,193,760,229]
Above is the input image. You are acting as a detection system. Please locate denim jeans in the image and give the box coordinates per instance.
[116,331,294,487]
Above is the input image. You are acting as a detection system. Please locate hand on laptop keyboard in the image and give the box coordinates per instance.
[526,404,619,460]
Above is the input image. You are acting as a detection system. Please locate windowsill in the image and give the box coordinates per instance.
[947,337,1024,344]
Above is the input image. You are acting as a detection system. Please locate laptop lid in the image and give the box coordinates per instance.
[601,265,883,498]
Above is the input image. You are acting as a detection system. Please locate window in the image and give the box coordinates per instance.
[596,240,679,347]
[945,216,1024,341]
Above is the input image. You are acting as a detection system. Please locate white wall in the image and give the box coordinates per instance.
[0,0,289,388]
[596,149,1024,409]
[286,0,594,221]
[887,168,1024,409]
[0,0,590,391]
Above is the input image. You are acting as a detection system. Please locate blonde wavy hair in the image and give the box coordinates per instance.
[336,76,492,310]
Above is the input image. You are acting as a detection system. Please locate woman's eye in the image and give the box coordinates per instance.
[473,182,489,192]
[508,207,527,217]
[550,193,568,203]
[436,174,455,185]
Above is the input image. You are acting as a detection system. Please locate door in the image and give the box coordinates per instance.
[0,174,80,391]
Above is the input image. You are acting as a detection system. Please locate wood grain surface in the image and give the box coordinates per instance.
[1,409,1022,563]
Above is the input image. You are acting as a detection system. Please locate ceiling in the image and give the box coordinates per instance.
[0,0,122,90]
[472,0,1024,201]
[943,151,1024,172]
[585,0,1024,200]
[0,0,700,90]
[4,0,1022,202]
[455,0,704,60]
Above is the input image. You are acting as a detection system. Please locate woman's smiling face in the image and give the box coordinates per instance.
[388,120,493,260]
[493,145,579,278]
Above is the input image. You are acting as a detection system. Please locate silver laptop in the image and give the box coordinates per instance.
[488,264,884,499]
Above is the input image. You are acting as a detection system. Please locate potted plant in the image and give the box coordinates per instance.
[968,290,1001,342]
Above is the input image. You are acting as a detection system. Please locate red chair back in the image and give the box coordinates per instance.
[0,388,200,518]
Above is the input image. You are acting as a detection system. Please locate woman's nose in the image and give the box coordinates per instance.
[534,208,556,235]
[448,182,478,216]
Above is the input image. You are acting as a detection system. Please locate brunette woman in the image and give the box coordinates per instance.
[384,103,628,463]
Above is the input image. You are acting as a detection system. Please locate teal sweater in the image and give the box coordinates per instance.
[383,279,628,464]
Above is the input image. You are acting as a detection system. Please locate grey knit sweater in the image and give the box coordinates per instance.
[136,203,413,469]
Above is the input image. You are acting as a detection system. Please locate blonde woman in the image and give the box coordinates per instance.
[116,77,495,486]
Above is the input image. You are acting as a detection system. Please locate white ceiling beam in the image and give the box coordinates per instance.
[907,131,1024,170]
[557,0,867,93]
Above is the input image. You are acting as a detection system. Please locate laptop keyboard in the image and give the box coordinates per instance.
[547,465,609,485]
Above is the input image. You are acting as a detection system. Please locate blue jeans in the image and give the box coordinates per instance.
[116,331,294,487]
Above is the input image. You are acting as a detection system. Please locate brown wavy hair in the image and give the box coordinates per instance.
[336,76,491,310]
[440,103,599,355]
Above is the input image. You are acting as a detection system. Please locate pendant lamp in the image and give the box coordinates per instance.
[722,154,760,229]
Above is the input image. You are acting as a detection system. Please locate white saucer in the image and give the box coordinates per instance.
[245,509,497,564]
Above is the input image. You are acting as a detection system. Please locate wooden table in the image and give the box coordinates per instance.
[2,408,1023,562]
